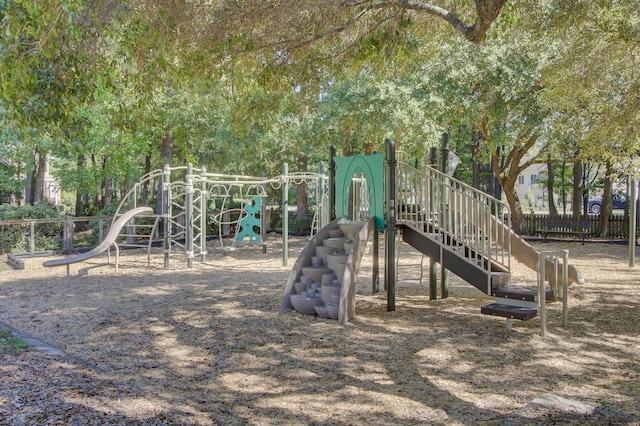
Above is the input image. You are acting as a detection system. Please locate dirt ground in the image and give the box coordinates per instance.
[0,235,639,425]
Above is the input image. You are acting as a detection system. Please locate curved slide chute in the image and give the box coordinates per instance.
[43,207,153,275]
[491,215,585,285]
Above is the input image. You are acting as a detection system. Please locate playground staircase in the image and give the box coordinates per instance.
[395,161,553,323]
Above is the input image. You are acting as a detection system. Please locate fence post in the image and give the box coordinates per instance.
[529,209,535,235]
[29,222,35,253]
[63,217,74,254]
[99,219,104,243]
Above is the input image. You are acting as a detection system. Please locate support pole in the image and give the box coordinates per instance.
[562,249,569,328]
[372,230,379,293]
[163,164,171,268]
[200,166,208,262]
[262,173,267,253]
[429,146,438,300]
[385,139,396,311]
[629,177,637,267]
[329,146,336,222]
[186,163,194,269]
[538,253,547,338]
[440,133,450,298]
[282,162,289,267]
[318,161,325,231]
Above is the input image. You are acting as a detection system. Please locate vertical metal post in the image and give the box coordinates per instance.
[538,253,547,338]
[372,230,379,293]
[163,164,171,268]
[282,162,289,266]
[261,172,267,253]
[200,166,208,262]
[562,249,569,328]
[385,139,396,311]
[629,177,637,267]
[429,146,438,300]
[318,161,325,230]
[329,146,336,221]
[186,163,194,269]
[440,133,450,298]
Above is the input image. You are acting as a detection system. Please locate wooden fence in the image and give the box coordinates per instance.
[0,216,112,255]
[523,213,639,239]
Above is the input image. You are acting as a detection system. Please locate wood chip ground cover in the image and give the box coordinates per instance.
[0,236,638,425]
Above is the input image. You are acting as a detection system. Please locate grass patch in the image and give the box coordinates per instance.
[0,329,29,356]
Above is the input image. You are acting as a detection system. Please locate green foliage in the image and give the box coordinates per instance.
[0,203,64,253]
[0,329,29,357]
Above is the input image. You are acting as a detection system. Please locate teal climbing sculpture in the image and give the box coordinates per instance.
[236,196,262,243]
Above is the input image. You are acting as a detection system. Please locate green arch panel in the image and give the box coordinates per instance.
[334,153,385,231]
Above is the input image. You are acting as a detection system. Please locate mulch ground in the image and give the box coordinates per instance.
[0,236,639,425]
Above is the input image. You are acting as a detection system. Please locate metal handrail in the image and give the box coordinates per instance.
[395,161,512,279]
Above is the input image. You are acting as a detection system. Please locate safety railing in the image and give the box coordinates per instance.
[396,161,512,279]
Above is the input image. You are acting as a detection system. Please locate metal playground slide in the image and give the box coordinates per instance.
[43,207,153,275]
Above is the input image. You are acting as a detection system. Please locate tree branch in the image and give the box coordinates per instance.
[381,0,508,43]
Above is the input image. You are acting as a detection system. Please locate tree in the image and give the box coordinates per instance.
[536,0,640,234]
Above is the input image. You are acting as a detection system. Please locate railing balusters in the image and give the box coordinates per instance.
[395,161,511,275]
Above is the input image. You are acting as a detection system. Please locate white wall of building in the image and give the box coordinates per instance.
[515,163,546,208]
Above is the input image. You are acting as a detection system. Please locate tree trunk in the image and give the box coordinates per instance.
[75,155,87,231]
[100,155,113,210]
[296,155,309,220]
[26,147,47,205]
[160,132,174,166]
[547,160,559,217]
[472,128,481,189]
[502,180,525,233]
[597,161,614,237]
[143,154,152,205]
[488,131,542,233]
[572,160,583,217]
[155,132,174,215]
[491,151,524,232]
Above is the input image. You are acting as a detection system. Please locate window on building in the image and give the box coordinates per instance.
[518,175,525,185]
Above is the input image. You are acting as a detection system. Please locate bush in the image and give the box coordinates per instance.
[289,217,312,236]
[0,203,65,254]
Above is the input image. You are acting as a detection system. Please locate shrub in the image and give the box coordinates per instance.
[0,203,64,254]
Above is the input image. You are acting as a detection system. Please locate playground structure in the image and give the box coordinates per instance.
[40,138,581,332]
[282,137,582,333]
[43,163,328,272]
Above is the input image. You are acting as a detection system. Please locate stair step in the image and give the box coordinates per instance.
[492,285,554,302]
[480,303,538,321]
